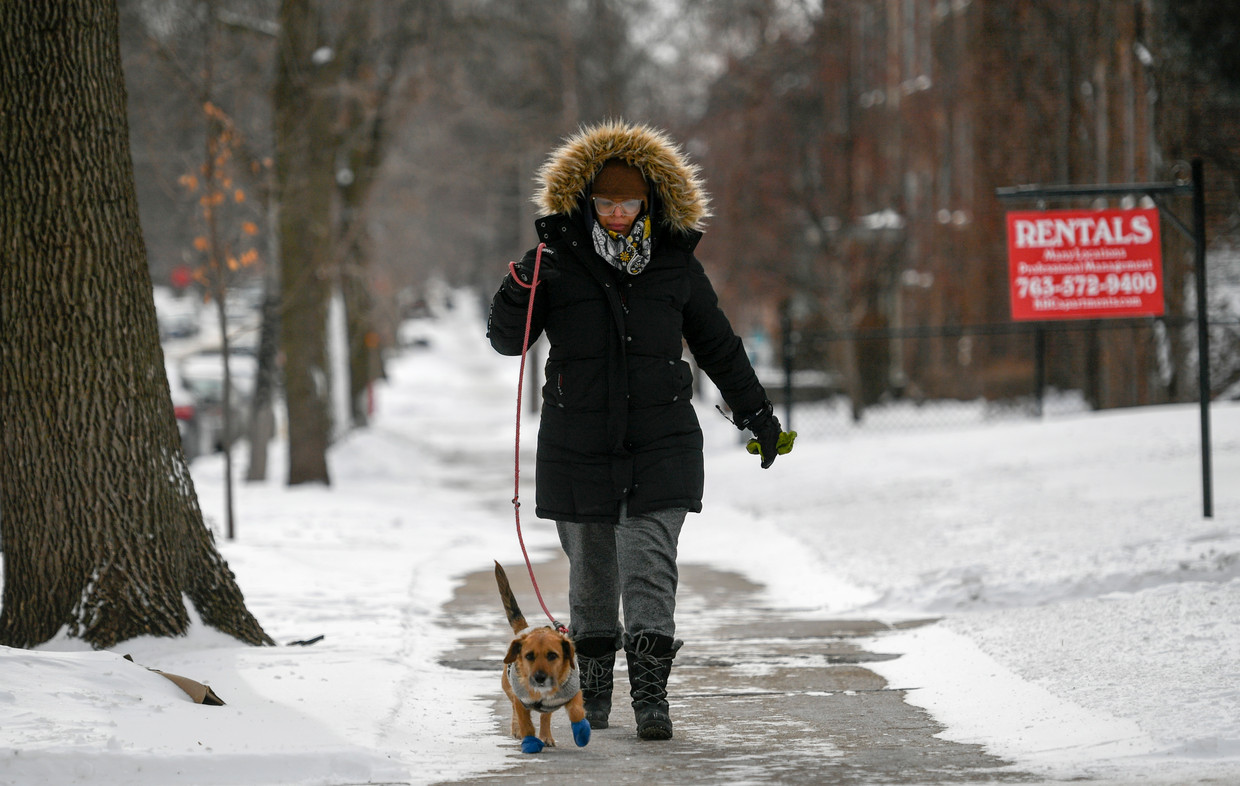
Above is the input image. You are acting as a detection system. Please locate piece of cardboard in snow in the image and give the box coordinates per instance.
[153,670,226,705]
[123,654,225,705]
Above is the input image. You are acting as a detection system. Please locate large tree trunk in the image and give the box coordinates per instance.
[0,0,273,650]
[274,0,335,485]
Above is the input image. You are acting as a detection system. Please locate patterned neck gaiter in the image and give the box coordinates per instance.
[591,214,652,275]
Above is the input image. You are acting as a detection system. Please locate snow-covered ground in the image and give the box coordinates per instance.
[2,290,1237,785]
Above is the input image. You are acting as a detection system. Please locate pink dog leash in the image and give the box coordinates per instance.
[506,243,568,635]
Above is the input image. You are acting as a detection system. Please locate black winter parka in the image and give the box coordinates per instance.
[487,122,769,524]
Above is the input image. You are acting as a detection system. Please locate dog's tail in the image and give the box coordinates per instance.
[494,561,529,635]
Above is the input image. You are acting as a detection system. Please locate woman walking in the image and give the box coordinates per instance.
[487,120,794,740]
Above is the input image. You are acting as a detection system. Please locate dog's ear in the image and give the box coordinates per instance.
[504,638,523,665]
[561,637,576,667]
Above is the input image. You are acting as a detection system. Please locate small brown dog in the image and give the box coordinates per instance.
[494,561,591,753]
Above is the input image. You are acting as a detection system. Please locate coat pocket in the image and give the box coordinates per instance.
[542,360,607,412]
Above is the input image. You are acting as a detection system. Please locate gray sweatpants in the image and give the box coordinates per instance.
[556,502,687,647]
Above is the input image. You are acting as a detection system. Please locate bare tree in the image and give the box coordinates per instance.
[0,0,273,649]
[120,0,278,497]
[330,1,437,427]
[273,0,338,485]
[274,0,443,479]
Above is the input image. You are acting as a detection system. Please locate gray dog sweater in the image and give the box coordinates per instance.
[507,661,581,713]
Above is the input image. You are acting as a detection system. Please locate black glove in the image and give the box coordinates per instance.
[736,400,797,469]
[510,246,558,286]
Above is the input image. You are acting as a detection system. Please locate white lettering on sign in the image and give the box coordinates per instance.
[1012,214,1154,249]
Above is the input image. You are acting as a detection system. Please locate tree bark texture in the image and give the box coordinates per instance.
[0,1,274,649]
[274,0,335,485]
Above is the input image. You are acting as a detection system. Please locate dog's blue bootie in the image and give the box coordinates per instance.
[521,735,544,754]
[572,718,591,747]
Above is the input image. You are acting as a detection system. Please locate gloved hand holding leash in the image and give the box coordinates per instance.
[505,246,559,293]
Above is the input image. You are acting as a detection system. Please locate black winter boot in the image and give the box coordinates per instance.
[625,632,682,740]
[574,636,618,729]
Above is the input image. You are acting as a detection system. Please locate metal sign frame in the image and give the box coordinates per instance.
[996,159,1212,518]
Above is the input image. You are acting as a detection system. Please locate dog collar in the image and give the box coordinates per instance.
[507,661,581,713]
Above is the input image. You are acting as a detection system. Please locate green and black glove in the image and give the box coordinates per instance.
[736,400,796,469]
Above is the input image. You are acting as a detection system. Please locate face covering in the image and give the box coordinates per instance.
[591,213,652,275]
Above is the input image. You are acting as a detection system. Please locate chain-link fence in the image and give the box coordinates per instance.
[759,317,1240,439]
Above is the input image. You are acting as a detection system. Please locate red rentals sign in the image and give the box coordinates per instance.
[1006,207,1164,321]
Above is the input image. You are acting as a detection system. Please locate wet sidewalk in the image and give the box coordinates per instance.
[435,554,1038,785]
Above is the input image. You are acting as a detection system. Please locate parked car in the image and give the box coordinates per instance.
[166,361,202,461]
[177,351,255,454]
[152,286,200,340]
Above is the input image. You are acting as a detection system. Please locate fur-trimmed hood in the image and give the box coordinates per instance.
[533,120,711,233]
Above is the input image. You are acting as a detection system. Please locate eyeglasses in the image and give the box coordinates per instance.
[592,197,643,217]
